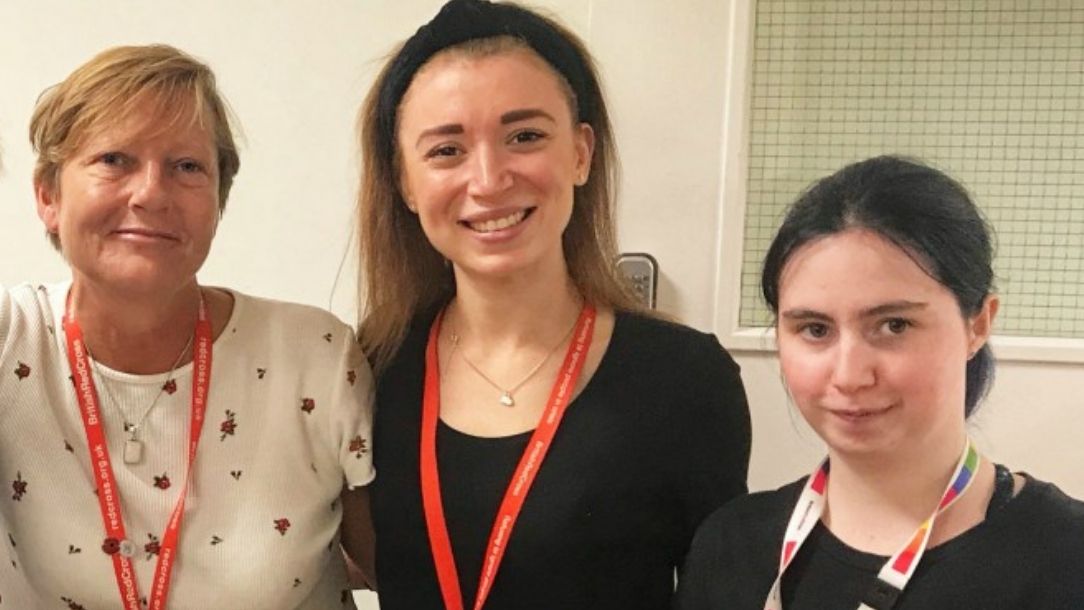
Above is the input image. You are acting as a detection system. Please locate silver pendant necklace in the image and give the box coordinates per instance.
[449,311,581,408]
[89,333,194,464]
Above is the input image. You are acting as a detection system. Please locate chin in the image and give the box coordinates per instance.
[99,267,196,294]
[456,250,552,280]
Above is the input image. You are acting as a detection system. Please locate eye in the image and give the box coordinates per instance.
[798,322,831,340]
[175,159,205,174]
[509,129,547,145]
[882,317,912,335]
[173,158,212,187]
[97,152,129,167]
[424,144,462,160]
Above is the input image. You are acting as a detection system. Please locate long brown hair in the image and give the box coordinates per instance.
[356,5,640,374]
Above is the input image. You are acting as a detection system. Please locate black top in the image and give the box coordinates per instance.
[675,471,1084,610]
[371,310,751,610]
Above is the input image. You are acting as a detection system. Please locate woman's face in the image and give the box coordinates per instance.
[395,47,593,282]
[775,229,996,461]
[36,100,220,297]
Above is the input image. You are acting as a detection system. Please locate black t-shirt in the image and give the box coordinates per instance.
[675,472,1084,610]
[371,310,751,610]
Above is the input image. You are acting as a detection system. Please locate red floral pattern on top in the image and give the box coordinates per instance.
[11,472,27,501]
[145,533,161,558]
[4,287,376,603]
[220,410,238,440]
[273,518,291,535]
[349,436,368,459]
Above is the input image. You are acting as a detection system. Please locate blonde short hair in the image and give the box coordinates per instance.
[30,44,241,248]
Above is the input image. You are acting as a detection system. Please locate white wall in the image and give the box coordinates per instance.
[2,2,1081,606]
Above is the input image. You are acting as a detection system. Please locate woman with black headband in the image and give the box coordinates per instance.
[354,1,751,608]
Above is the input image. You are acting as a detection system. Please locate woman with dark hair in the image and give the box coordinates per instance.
[676,156,1084,609]
[354,1,751,608]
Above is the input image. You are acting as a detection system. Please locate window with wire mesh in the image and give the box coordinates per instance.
[740,0,1083,339]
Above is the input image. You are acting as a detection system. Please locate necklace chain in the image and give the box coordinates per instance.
[450,310,581,407]
[89,332,195,439]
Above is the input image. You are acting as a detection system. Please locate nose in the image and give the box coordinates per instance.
[466,144,513,198]
[128,162,170,211]
[829,335,876,394]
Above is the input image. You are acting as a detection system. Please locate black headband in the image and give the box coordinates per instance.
[375,0,595,162]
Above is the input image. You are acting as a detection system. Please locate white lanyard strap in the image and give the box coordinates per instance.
[764,439,980,610]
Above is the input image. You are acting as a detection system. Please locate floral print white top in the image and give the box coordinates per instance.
[0,282,374,609]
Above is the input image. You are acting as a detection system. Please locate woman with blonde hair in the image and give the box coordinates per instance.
[0,44,374,609]
[355,1,751,608]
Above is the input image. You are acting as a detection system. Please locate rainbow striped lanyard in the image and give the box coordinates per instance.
[764,438,980,610]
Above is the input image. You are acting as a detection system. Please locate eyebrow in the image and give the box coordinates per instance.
[415,124,464,148]
[500,108,556,125]
[413,108,557,148]
[780,300,928,321]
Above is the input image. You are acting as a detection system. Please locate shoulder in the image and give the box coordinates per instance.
[1,281,60,315]
[970,472,1084,571]
[216,289,366,375]
[0,281,64,348]
[611,310,740,373]
[226,289,354,334]
[681,478,805,593]
[696,477,806,542]
[1008,474,1084,529]
[975,473,1084,601]
[382,307,442,372]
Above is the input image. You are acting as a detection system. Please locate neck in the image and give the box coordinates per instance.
[449,259,582,348]
[823,434,971,553]
[70,278,203,375]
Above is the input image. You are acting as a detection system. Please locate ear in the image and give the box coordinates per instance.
[572,123,595,186]
[35,179,61,235]
[966,294,1000,356]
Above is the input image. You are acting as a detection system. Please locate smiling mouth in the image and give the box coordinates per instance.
[461,208,534,233]
[113,228,179,241]
[831,405,894,420]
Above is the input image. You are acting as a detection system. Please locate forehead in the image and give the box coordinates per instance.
[778,229,952,311]
[398,48,574,132]
[74,92,214,153]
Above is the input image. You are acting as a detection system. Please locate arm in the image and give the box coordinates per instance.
[673,335,752,557]
[341,484,378,590]
[325,323,378,588]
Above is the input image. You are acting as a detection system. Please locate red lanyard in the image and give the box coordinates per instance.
[420,304,596,610]
[63,293,212,610]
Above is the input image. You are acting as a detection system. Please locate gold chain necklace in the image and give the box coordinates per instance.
[449,311,581,407]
